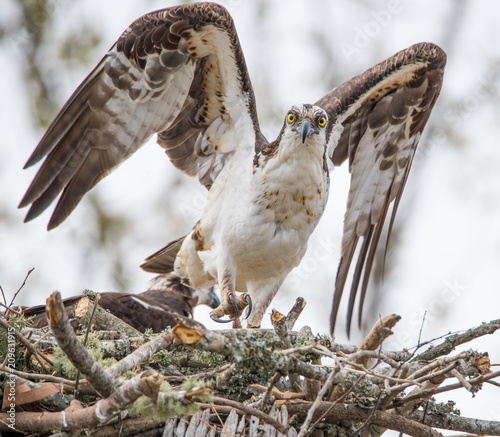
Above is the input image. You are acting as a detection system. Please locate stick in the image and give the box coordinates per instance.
[105,333,174,380]
[0,371,162,432]
[205,397,288,435]
[271,309,292,348]
[0,363,74,386]
[284,400,442,437]
[75,293,100,394]
[385,354,467,396]
[414,318,500,361]
[0,364,98,396]
[297,368,338,437]
[249,384,304,400]
[285,297,306,330]
[277,355,329,382]
[74,295,143,337]
[392,370,500,408]
[0,315,51,372]
[0,283,6,307]
[8,268,35,308]
[262,371,282,410]
[0,302,23,317]
[409,410,500,436]
[450,368,473,392]
[271,308,303,390]
[45,291,115,397]
[355,314,401,368]
[92,416,165,437]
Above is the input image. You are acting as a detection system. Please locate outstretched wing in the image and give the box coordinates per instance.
[19,3,264,230]
[316,42,446,335]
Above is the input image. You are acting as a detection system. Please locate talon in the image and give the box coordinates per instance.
[210,314,234,323]
[244,294,253,320]
[229,293,239,318]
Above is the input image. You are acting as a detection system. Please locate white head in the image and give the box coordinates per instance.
[253,103,329,168]
[282,104,328,146]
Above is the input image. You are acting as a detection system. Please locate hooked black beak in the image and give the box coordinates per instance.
[301,119,312,143]
[207,290,221,309]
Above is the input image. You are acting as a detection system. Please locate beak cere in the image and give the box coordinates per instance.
[301,119,312,143]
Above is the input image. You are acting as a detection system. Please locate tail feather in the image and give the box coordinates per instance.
[141,235,186,273]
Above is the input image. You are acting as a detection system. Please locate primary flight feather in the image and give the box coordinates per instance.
[19,2,446,334]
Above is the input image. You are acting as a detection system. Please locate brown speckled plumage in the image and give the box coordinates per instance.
[316,42,446,334]
[16,273,217,333]
[19,3,446,335]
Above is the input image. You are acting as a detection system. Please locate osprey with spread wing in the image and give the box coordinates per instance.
[19,2,446,335]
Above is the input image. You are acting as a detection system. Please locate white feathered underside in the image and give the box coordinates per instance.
[344,122,417,240]
[330,64,430,245]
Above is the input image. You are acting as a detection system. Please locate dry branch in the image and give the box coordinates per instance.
[250,383,304,401]
[284,400,442,437]
[0,315,51,371]
[91,416,165,437]
[272,309,292,348]
[392,369,500,408]
[0,363,73,386]
[75,294,143,337]
[105,333,173,379]
[46,291,116,397]
[355,314,401,368]
[261,371,283,409]
[0,371,162,432]
[285,297,307,330]
[1,301,499,437]
[204,397,289,435]
[415,318,500,361]
[409,410,500,435]
[297,366,338,437]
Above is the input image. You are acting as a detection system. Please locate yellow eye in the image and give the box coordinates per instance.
[287,113,295,123]
[318,116,326,127]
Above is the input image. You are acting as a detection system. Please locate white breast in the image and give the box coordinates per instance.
[204,134,329,283]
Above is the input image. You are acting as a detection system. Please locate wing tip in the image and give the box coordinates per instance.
[18,197,29,210]
[22,204,42,224]
[330,263,350,338]
[18,182,40,210]
[23,153,41,170]
[409,42,447,70]
[329,295,353,339]
[21,205,58,232]
[47,215,61,231]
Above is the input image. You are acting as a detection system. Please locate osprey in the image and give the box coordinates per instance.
[16,273,219,333]
[19,3,446,335]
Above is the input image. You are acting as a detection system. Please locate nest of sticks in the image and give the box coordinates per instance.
[1,291,500,437]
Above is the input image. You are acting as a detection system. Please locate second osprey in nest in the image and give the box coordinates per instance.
[19,3,446,335]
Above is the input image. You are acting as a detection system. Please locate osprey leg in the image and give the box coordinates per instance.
[209,292,251,327]
[209,268,250,328]
[245,281,283,328]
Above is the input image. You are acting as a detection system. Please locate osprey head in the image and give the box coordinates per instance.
[285,104,328,144]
